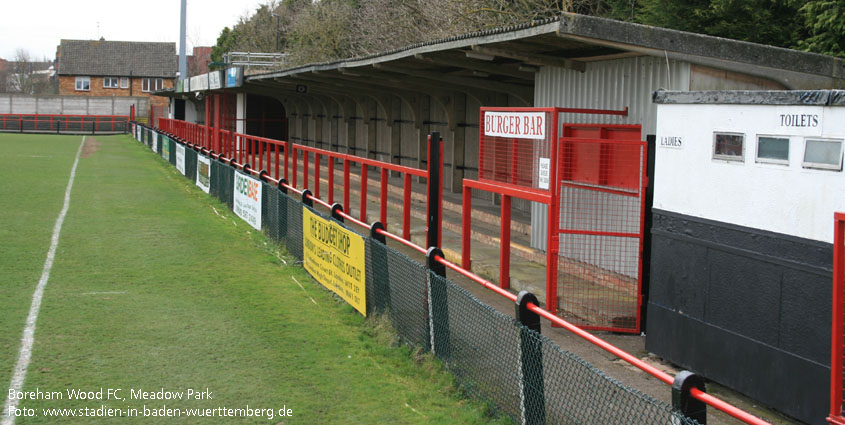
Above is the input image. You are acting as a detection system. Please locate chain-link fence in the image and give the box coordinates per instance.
[131,124,701,425]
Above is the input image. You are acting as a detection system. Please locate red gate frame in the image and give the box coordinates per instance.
[464,106,651,333]
[554,135,648,333]
[829,212,845,424]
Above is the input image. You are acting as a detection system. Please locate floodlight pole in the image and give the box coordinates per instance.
[271,12,280,52]
[178,0,187,79]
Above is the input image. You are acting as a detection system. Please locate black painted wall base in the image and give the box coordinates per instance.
[646,210,833,425]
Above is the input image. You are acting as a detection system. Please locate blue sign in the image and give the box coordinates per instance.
[225,67,242,88]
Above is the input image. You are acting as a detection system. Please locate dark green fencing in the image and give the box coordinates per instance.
[131,124,702,425]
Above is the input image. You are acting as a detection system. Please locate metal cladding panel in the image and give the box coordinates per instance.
[530,56,690,250]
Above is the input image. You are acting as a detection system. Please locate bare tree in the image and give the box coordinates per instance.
[8,49,56,95]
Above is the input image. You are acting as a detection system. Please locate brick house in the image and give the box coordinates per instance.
[56,39,176,109]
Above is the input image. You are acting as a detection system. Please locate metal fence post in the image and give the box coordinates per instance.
[370,221,390,313]
[426,247,450,361]
[301,189,313,208]
[427,132,443,249]
[330,203,344,222]
[672,370,707,424]
[516,290,545,425]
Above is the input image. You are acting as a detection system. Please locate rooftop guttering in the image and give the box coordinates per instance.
[653,89,845,105]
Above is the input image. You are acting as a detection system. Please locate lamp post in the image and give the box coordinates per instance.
[270,12,280,52]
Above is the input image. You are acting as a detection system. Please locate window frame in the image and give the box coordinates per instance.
[712,132,745,162]
[802,138,844,171]
[120,77,129,89]
[75,76,90,91]
[103,77,119,89]
[154,78,164,91]
[755,135,790,165]
[141,78,151,92]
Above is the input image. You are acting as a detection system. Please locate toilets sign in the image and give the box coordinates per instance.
[483,111,546,140]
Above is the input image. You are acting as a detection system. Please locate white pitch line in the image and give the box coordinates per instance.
[2,136,86,425]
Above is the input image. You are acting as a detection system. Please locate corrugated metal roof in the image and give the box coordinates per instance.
[58,39,176,78]
[248,17,561,78]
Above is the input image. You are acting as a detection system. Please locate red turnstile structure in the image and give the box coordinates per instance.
[462,107,648,333]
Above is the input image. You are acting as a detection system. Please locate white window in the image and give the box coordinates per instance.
[756,136,789,165]
[803,138,843,170]
[120,77,129,88]
[75,76,90,91]
[142,78,165,92]
[713,132,745,162]
[103,77,118,88]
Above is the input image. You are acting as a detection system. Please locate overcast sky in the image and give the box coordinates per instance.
[0,0,264,60]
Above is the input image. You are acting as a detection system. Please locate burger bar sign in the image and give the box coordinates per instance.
[483,111,546,140]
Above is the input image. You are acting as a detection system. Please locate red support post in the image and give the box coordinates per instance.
[547,125,561,317]
[500,195,511,289]
[403,174,412,241]
[360,165,368,222]
[462,185,472,270]
[328,157,335,205]
[284,142,289,182]
[343,159,350,215]
[830,214,845,422]
[214,94,221,152]
[303,150,310,189]
[205,96,212,147]
[314,153,321,198]
[275,144,280,180]
[380,168,388,229]
[292,149,298,188]
[251,139,256,170]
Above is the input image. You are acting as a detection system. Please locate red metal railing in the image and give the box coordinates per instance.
[830,212,845,425]
[151,119,770,425]
[160,118,426,242]
[1,114,129,133]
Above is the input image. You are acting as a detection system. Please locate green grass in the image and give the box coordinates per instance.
[0,134,84,388]
[1,134,509,424]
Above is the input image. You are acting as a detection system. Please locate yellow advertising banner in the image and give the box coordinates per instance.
[302,207,367,316]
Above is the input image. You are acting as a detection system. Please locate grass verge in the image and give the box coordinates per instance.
[3,133,509,424]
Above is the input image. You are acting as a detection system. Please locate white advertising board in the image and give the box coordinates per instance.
[176,143,186,175]
[196,155,211,194]
[234,171,262,230]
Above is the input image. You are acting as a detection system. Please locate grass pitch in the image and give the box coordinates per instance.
[0,133,508,424]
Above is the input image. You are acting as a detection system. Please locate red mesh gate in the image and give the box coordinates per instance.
[555,126,646,332]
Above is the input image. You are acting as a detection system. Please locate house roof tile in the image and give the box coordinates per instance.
[58,39,176,78]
